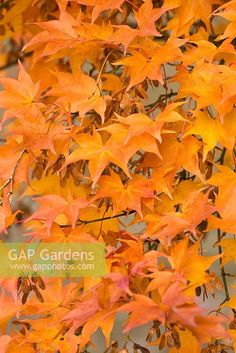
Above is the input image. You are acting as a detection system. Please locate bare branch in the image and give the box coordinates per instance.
[60,209,136,228]
[0,149,27,202]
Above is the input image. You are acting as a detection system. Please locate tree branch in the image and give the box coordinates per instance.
[60,209,137,228]
[145,91,178,113]
[217,230,230,304]
[0,149,27,203]
[216,147,230,305]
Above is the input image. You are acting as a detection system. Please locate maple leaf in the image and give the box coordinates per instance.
[0,62,40,122]
[208,166,236,234]
[208,165,236,189]
[114,103,188,143]
[182,41,217,66]
[119,287,226,343]
[101,73,123,93]
[24,279,78,315]
[63,290,117,350]
[163,0,222,36]
[77,308,116,350]
[131,250,165,275]
[118,294,166,332]
[143,190,215,246]
[151,134,204,183]
[23,174,88,200]
[112,232,145,265]
[145,271,186,297]
[177,62,236,119]
[27,194,90,233]
[57,334,80,353]
[110,0,166,51]
[63,293,100,330]
[28,221,98,243]
[23,9,79,59]
[48,71,109,123]
[0,0,32,40]
[113,37,185,90]
[135,0,165,36]
[25,315,80,353]
[183,110,236,161]
[150,167,174,199]
[74,0,125,23]
[4,110,71,154]
[75,21,114,42]
[63,130,131,187]
[5,341,39,353]
[100,122,162,158]
[96,170,153,217]
[108,25,140,53]
[190,316,227,344]
[169,239,221,287]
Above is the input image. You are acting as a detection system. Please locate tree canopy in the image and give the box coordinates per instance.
[0,0,235,352]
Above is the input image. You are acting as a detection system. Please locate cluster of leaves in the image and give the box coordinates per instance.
[0,0,235,352]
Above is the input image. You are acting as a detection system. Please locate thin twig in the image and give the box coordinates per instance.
[96,50,114,85]
[217,229,230,303]
[145,92,178,113]
[162,64,169,105]
[0,149,27,202]
[216,147,231,305]
[97,207,108,237]
[60,209,136,228]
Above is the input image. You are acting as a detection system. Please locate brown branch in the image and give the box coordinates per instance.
[162,64,169,105]
[60,209,137,228]
[96,49,114,85]
[217,146,231,305]
[0,149,27,203]
[217,229,230,304]
[145,91,178,113]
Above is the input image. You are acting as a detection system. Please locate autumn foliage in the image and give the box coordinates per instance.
[0,0,236,352]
